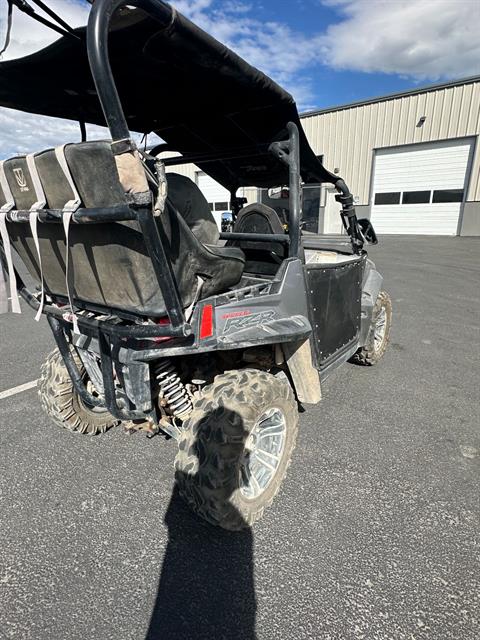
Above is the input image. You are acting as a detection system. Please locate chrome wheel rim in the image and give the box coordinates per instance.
[240,407,286,499]
[373,306,387,352]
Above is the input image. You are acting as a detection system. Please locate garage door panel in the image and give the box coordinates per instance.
[376,140,471,162]
[377,152,470,167]
[375,171,469,190]
[375,145,470,179]
[375,177,468,191]
[371,139,472,235]
[197,172,231,203]
[376,161,469,174]
[372,204,461,235]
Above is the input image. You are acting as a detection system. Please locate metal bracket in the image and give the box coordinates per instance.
[48,315,156,423]
[48,315,104,408]
[97,330,153,422]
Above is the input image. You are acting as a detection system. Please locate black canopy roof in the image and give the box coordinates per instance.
[0,4,338,189]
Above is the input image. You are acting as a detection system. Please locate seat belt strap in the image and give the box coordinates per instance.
[0,253,8,314]
[0,160,21,313]
[26,153,47,321]
[28,210,44,321]
[62,211,79,334]
[26,153,46,212]
[0,0,13,57]
[0,212,21,314]
[54,145,81,212]
[55,145,81,334]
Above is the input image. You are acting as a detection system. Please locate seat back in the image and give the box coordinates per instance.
[227,203,287,275]
[1,141,244,317]
[166,172,219,246]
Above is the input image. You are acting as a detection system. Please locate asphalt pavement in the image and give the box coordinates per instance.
[0,236,479,640]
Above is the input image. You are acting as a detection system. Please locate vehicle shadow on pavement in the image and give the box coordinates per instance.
[145,411,257,640]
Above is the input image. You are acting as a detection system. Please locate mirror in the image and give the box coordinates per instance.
[267,186,290,200]
[357,218,378,245]
[221,211,233,233]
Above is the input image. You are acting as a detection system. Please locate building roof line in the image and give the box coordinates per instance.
[300,75,480,119]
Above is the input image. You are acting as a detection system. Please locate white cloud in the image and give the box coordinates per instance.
[0,108,110,157]
[320,0,480,80]
[0,0,89,61]
[0,107,161,158]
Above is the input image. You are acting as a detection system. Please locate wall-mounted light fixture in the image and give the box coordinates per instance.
[417,116,427,127]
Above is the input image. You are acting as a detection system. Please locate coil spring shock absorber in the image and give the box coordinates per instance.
[154,359,193,421]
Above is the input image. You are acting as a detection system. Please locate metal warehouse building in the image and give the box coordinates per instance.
[171,75,480,236]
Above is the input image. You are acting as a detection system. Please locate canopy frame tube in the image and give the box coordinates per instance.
[269,122,303,259]
[87,0,174,141]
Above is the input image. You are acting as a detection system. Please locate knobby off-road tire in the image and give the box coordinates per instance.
[352,290,392,366]
[175,369,299,530]
[38,348,119,435]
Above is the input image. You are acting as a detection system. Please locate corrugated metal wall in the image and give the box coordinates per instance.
[302,80,480,204]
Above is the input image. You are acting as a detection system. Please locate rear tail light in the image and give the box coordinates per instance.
[199,304,214,339]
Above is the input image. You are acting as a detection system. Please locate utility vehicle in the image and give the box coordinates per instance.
[0,0,392,529]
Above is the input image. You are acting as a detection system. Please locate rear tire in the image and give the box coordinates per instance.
[174,369,298,530]
[38,348,119,435]
[352,290,392,365]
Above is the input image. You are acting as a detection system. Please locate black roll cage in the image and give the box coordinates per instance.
[5,0,364,422]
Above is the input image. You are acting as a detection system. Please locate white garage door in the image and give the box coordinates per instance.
[371,139,473,235]
[197,171,231,230]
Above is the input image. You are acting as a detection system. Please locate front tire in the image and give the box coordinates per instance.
[174,369,298,530]
[352,290,392,365]
[38,348,119,435]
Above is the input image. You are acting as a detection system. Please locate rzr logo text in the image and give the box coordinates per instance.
[223,310,275,334]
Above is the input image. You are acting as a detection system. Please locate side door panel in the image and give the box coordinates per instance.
[305,256,364,368]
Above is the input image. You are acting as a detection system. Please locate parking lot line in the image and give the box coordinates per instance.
[0,380,37,401]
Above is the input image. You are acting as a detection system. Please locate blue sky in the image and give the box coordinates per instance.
[0,0,478,155]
